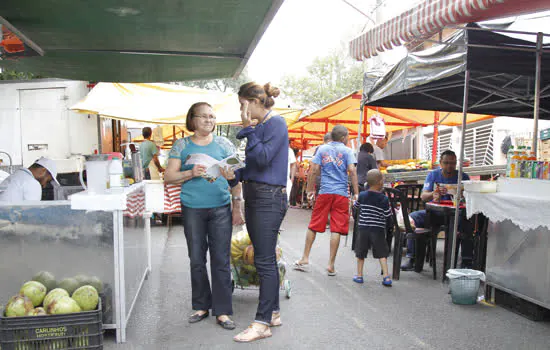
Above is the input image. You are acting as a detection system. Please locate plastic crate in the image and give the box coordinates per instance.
[540,140,550,152]
[540,128,550,141]
[0,300,103,350]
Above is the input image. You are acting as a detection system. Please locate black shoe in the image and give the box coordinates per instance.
[401,259,415,271]
[188,311,209,323]
[217,317,236,330]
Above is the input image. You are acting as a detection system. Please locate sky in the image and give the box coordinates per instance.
[245,0,370,85]
[245,0,423,87]
[247,1,550,88]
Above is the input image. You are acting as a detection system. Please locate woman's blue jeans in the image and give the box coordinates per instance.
[182,204,233,316]
[243,182,288,325]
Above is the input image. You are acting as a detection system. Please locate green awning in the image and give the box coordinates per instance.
[0,0,283,82]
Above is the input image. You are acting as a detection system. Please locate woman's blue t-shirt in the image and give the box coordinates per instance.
[168,136,236,209]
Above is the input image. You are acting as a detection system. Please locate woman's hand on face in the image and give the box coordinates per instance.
[240,100,252,128]
[191,164,207,178]
[219,166,235,180]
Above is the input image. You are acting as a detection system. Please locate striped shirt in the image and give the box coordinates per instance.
[355,190,392,231]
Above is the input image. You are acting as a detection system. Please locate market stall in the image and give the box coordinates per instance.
[0,2,287,347]
[0,182,150,343]
[465,178,550,316]
[287,91,493,149]
[383,165,506,183]
[286,90,496,207]
[360,13,550,314]
[71,83,303,127]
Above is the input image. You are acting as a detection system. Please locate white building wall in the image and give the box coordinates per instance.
[0,79,98,168]
[421,117,550,165]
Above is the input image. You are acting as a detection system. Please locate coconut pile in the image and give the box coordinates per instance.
[4,271,102,317]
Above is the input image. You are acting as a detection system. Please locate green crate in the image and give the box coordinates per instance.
[0,300,103,350]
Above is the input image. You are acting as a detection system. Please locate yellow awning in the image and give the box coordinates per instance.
[71,83,303,126]
[288,90,495,148]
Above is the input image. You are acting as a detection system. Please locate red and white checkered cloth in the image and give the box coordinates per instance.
[124,189,146,218]
[164,183,182,214]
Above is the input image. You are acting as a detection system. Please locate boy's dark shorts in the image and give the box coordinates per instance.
[355,227,389,259]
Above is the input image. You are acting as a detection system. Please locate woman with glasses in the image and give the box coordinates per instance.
[165,102,244,330]
[225,82,289,343]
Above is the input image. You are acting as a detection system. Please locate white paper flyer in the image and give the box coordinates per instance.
[185,153,244,182]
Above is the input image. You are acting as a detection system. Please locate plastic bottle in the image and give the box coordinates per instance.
[536,160,544,180]
[519,147,529,178]
[505,146,515,177]
[516,147,525,178]
[109,157,124,190]
[510,150,520,178]
[526,151,536,179]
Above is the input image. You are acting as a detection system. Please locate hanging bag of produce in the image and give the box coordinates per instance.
[370,114,386,140]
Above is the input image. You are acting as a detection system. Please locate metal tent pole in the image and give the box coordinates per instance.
[432,111,439,165]
[357,101,365,152]
[533,32,543,155]
[450,70,470,275]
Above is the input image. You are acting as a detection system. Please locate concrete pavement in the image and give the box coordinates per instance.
[104,208,550,349]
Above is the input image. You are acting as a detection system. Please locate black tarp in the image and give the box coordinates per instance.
[365,21,550,118]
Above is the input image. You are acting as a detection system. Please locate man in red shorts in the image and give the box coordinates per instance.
[294,125,359,276]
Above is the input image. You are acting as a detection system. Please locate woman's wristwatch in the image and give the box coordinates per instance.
[232,196,243,202]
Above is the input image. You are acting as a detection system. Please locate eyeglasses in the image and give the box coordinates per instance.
[441,161,457,165]
[194,115,216,121]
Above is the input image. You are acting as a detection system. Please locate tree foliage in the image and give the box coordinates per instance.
[176,68,251,94]
[0,69,42,80]
[281,50,363,113]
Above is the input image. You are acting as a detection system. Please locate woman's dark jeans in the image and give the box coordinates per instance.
[243,182,288,325]
[182,204,233,316]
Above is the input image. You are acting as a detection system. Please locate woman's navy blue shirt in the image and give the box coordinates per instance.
[232,115,289,187]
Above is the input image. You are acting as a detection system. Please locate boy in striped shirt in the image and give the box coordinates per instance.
[353,169,393,287]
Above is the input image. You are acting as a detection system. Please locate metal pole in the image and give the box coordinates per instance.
[363,113,367,144]
[450,70,470,274]
[532,32,543,155]
[432,111,440,165]
[300,127,304,152]
[357,102,364,152]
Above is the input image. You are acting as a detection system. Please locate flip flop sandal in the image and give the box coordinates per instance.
[382,276,393,287]
[293,261,309,272]
[327,270,337,276]
[270,312,282,327]
[353,275,364,284]
[233,324,273,343]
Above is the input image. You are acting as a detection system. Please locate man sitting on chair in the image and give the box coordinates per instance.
[401,150,473,271]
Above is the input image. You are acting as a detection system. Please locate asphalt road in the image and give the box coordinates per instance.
[104,208,550,350]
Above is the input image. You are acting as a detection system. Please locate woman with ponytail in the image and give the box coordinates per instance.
[224,82,289,342]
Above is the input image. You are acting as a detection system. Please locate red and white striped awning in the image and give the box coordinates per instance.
[350,0,550,60]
